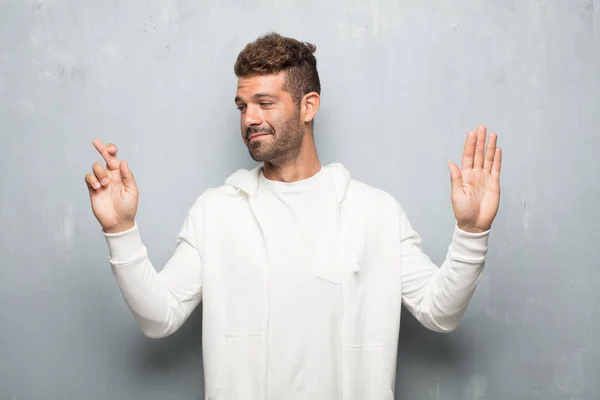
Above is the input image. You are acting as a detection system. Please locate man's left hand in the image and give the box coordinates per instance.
[448,125,502,234]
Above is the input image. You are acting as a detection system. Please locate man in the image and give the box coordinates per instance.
[85,32,502,400]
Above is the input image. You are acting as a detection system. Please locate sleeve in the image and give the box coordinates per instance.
[398,202,489,333]
[102,199,203,339]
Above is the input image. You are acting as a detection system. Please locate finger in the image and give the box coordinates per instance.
[483,132,498,174]
[491,147,502,179]
[106,143,118,158]
[473,125,487,169]
[448,162,463,194]
[92,162,110,186]
[461,131,477,170]
[119,160,136,190]
[85,172,101,190]
[92,139,120,171]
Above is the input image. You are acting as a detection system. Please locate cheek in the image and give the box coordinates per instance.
[265,110,286,129]
[240,113,252,129]
[240,121,250,141]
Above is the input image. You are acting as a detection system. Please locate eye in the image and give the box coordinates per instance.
[260,102,273,107]
[236,105,246,113]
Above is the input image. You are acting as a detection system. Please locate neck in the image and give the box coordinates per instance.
[262,130,321,182]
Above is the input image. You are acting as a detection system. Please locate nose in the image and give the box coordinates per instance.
[243,104,263,127]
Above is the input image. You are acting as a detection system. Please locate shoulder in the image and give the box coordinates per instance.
[189,184,244,210]
[344,178,403,228]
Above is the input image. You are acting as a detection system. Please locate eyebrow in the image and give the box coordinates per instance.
[234,92,279,103]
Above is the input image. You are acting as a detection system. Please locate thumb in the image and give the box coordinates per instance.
[448,162,463,194]
[119,160,136,189]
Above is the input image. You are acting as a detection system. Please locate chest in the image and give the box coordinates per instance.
[199,194,400,335]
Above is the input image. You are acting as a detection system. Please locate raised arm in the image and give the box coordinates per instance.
[85,140,202,338]
[400,126,502,332]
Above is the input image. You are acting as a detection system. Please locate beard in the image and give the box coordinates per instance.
[245,109,304,164]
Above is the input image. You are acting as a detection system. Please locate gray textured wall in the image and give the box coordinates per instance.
[1,0,599,399]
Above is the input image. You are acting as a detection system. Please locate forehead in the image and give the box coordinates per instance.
[235,72,286,99]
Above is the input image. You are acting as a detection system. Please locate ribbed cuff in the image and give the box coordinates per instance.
[448,223,490,262]
[102,222,146,264]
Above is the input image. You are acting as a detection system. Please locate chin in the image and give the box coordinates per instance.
[248,147,267,162]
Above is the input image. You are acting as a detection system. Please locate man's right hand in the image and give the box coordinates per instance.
[85,140,139,234]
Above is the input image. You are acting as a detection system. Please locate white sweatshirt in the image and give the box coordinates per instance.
[103,163,490,400]
[257,166,341,398]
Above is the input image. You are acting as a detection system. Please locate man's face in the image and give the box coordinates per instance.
[235,72,304,164]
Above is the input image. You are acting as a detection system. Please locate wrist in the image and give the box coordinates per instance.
[457,223,489,234]
[103,220,135,234]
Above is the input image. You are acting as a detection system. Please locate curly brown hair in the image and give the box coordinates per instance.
[234,32,321,105]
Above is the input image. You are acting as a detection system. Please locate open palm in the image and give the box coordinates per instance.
[448,126,502,233]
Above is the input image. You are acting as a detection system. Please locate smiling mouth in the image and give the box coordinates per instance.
[247,133,271,141]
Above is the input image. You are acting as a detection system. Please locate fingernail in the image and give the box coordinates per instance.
[93,182,101,189]
[101,178,109,185]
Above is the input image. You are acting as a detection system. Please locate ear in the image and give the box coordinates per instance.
[301,92,320,123]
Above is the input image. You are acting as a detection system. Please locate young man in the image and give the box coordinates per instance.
[85,32,502,400]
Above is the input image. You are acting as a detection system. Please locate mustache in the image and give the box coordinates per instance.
[246,126,274,139]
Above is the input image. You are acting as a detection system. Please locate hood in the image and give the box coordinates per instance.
[224,162,352,204]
